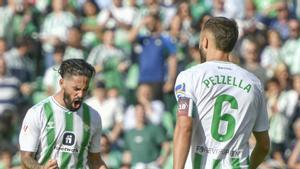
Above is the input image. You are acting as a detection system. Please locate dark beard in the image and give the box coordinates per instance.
[199,46,207,63]
[63,91,81,111]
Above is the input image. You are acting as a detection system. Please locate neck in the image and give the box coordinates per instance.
[136,122,144,129]
[206,49,230,62]
[54,91,67,109]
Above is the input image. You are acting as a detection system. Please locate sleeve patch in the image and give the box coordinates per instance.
[175,83,186,99]
[177,97,193,116]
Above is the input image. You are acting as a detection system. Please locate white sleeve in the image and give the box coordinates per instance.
[114,103,124,124]
[253,87,269,132]
[174,70,195,101]
[89,113,102,153]
[43,68,54,87]
[19,108,41,152]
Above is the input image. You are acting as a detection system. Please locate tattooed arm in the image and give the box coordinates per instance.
[88,152,108,169]
[21,151,58,169]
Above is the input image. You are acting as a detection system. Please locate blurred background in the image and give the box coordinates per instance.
[0,0,300,168]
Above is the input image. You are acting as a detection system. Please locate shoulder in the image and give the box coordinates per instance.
[234,64,264,92]
[177,64,202,80]
[25,97,52,120]
[85,103,101,124]
[31,97,51,110]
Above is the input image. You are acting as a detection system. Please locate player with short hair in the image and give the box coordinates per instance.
[173,17,270,169]
[19,59,108,169]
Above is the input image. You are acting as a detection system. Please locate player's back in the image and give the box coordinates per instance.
[175,61,267,169]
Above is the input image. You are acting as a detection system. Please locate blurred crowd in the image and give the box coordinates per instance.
[0,0,300,168]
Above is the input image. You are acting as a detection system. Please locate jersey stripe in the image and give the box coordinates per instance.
[60,112,74,168]
[41,102,56,164]
[193,153,202,169]
[76,103,91,168]
[230,158,241,169]
[212,159,221,169]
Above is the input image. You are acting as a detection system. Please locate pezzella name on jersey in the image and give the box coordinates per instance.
[202,75,252,93]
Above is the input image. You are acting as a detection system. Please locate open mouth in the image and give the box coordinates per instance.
[73,100,82,109]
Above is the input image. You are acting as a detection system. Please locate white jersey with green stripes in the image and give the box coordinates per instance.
[19,96,102,169]
[174,61,269,169]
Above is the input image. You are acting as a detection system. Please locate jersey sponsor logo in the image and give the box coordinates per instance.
[175,83,186,99]
[196,145,242,157]
[62,132,76,146]
[177,97,191,116]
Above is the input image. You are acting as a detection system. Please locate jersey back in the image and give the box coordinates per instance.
[174,61,269,169]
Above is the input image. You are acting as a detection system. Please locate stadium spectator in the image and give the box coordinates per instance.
[265,77,289,168]
[124,83,164,130]
[280,19,300,75]
[10,0,38,43]
[3,37,34,83]
[63,26,85,60]
[128,13,177,100]
[288,118,300,169]
[85,80,124,143]
[42,44,65,96]
[80,0,101,49]
[97,0,132,30]
[273,62,293,90]
[0,0,15,41]
[268,1,292,41]
[87,28,130,92]
[123,103,170,169]
[40,0,75,69]
[0,38,6,57]
[241,38,268,84]
[260,29,283,78]
[100,134,123,169]
[0,57,21,115]
[286,74,300,141]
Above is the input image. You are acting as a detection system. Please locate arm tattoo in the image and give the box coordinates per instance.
[21,153,43,169]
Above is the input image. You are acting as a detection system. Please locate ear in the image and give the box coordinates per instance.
[202,37,208,50]
[59,78,64,87]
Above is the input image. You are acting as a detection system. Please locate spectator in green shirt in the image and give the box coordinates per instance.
[123,103,170,169]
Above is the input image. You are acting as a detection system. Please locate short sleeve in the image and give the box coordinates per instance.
[43,68,55,87]
[137,35,146,44]
[174,70,195,101]
[89,113,102,153]
[115,104,124,123]
[253,88,269,132]
[162,36,177,56]
[19,108,41,152]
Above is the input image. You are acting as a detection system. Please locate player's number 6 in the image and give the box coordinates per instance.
[211,94,238,142]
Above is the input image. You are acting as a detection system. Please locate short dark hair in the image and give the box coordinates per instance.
[58,59,95,79]
[202,17,238,53]
[54,44,65,54]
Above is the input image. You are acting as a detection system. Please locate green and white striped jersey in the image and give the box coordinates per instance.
[174,61,269,169]
[19,96,102,169]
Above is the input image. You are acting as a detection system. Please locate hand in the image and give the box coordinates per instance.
[163,81,174,93]
[43,159,58,169]
[20,83,33,96]
[117,62,129,72]
[94,65,103,73]
[156,156,165,167]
